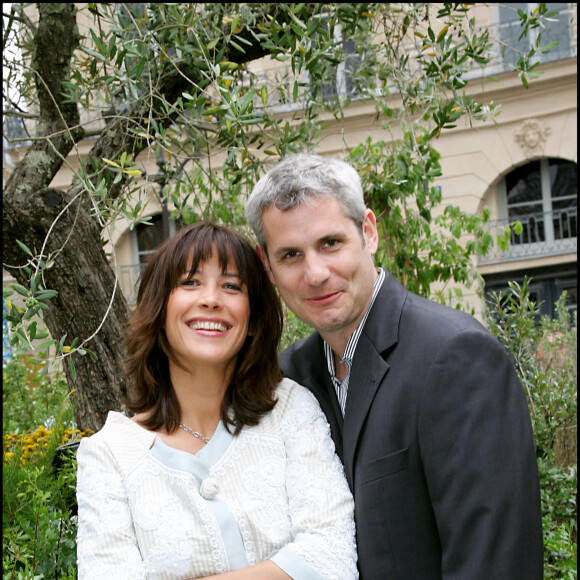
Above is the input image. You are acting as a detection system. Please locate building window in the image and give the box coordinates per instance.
[133,214,166,266]
[502,158,577,247]
[320,36,362,102]
[306,17,363,103]
[495,3,574,69]
[484,263,577,321]
[119,212,178,306]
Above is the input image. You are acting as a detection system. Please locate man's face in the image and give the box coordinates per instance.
[260,196,379,349]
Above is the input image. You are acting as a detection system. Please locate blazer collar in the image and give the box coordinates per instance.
[360,270,407,355]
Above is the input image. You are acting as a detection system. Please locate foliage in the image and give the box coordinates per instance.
[2,2,565,371]
[3,441,79,579]
[3,349,70,435]
[2,347,93,579]
[3,407,87,577]
[486,281,577,578]
[348,136,492,305]
[279,307,313,352]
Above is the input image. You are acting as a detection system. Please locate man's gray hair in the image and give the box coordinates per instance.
[245,153,367,251]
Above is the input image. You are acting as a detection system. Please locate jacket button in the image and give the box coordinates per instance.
[200,477,219,500]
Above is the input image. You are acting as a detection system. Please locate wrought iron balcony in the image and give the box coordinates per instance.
[478,207,577,265]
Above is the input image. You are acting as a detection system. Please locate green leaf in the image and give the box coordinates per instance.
[229,40,245,53]
[16,239,33,257]
[84,348,98,361]
[36,339,56,351]
[69,358,77,382]
[520,73,529,89]
[260,85,268,107]
[11,283,30,298]
[90,29,107,56]
[437,24,449,42]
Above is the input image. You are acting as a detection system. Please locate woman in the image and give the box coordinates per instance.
[76,222,358,579]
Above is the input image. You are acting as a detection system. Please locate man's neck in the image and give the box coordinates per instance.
[320,329,349,367]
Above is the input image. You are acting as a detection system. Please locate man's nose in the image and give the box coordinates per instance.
[303,254,330,287]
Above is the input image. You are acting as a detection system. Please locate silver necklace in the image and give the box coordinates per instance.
[179,423,210,443]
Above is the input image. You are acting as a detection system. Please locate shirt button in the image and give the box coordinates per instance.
[200,477,219,500]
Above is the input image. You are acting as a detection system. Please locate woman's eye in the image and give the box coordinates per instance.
[180,278,198,287]
[224,283,242,291]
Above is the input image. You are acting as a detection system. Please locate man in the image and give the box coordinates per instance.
[245,153,543,579]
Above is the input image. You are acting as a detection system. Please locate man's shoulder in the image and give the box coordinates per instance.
[279,331,322,378]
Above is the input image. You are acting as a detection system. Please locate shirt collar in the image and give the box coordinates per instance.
[324,268,385,377]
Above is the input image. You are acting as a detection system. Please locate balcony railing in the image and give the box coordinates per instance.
[479,208,577,265]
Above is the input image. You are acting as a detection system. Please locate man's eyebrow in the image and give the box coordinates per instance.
[320,233,346,242]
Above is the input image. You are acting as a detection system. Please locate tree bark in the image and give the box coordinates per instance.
[2,4,131,431]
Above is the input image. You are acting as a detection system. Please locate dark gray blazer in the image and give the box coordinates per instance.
[279,272,543,579]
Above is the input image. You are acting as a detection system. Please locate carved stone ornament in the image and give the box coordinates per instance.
[515,118,551,156]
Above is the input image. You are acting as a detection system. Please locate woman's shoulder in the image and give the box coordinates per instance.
[78,411,157,468]
[272,377,323,417]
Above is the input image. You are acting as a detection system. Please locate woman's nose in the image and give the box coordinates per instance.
[199,285,222,309]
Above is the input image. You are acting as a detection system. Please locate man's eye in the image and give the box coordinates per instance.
[323,240,338,248]
[283,250,300,260]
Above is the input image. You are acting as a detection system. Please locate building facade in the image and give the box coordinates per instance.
[3,3,577,325]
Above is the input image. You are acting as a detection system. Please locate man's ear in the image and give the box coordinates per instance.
[363,209,379,255]
[256,244,275,285]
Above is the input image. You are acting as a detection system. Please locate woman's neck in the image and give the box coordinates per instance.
[168,361,232,430]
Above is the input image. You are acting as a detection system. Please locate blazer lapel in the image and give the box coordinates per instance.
[342,274,407,484]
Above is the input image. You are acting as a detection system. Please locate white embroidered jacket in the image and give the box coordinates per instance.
[76,378,358,579]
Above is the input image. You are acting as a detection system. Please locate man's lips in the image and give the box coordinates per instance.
[304,291,341,305]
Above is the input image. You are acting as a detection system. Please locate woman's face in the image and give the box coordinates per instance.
[164,250,251,374]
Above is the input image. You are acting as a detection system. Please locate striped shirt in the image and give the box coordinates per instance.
[323,268,385,416]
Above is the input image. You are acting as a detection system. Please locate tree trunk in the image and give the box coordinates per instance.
[4,187,131,431]
[2,4,128,431]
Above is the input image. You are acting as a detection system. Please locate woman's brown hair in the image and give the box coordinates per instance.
[123,221,283,435]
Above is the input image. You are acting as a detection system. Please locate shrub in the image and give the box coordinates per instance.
[3,352,92,579]
[486,280,577,578]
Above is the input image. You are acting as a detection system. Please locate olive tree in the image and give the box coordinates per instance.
[2,3,559,430]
